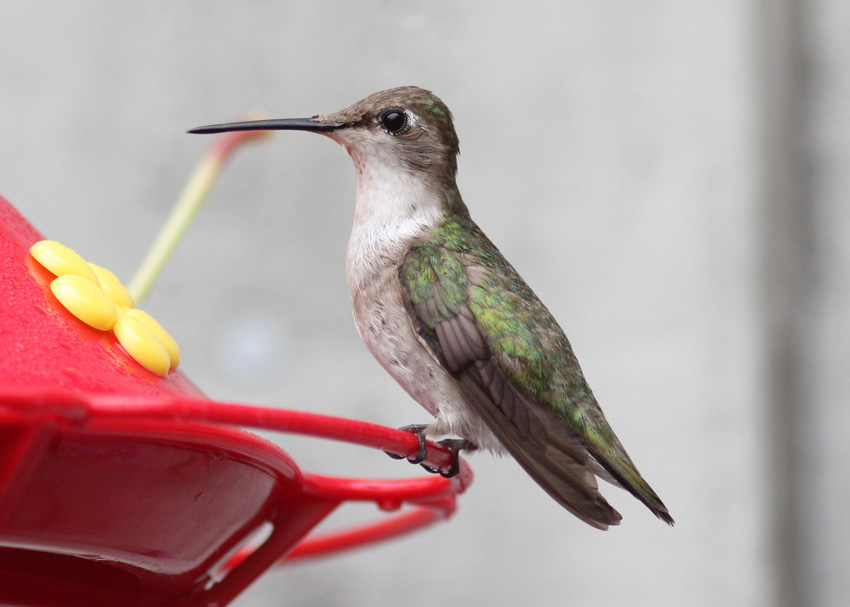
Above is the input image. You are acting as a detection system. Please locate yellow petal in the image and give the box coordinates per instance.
[50,275,118,330]
[114,311,171,376]
[126,308,181,369]
[89,263,134,308]
[30,240,99,284]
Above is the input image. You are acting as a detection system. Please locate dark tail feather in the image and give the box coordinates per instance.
[455,365,622,530]
[590,450,675,526]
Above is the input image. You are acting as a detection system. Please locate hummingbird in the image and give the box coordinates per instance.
[190,86,673,529]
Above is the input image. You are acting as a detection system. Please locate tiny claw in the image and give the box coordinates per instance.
[384,424,429,464]
[435,438,476,478]
[399,424,429,464]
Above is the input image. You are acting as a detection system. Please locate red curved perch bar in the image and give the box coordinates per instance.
[0,195,472,607]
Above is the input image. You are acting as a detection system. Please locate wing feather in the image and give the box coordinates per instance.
[400,244,623,528]
[399,221,672,527]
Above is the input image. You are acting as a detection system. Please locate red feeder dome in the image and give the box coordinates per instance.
[0,195,472,607]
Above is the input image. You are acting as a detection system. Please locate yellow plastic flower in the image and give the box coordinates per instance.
[30,240,180,376]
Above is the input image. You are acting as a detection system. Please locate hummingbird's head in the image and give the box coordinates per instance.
[189,86,460,188]
[317,86,460,184]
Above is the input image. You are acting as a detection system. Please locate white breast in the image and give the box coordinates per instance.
[342,150,503,451]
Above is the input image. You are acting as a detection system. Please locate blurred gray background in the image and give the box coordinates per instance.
[1,2,847,606]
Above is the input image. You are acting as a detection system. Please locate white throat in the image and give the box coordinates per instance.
[344,143,445,292]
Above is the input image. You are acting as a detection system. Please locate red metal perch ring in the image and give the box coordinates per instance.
[82,394,474,566]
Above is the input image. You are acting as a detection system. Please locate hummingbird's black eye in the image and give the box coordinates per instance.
[379,109,409,135]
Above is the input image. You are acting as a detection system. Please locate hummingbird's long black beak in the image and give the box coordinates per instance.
[188,117,345,135]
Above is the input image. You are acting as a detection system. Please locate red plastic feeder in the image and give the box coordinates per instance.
[0,196,472,607]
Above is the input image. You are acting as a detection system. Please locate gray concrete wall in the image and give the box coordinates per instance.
[0,2,846,606]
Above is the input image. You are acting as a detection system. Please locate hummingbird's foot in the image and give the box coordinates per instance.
[385,424,429,464]
[432,438,477,478]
